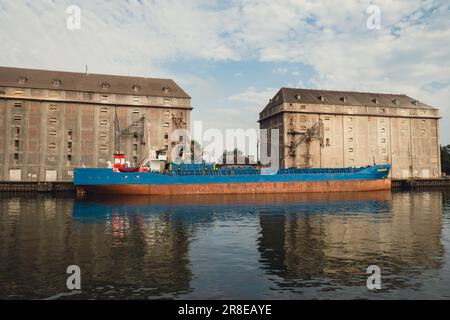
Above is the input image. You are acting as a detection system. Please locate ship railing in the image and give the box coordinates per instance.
[277,167,361,175]
[168,168,262,176]
[166,166,365,176]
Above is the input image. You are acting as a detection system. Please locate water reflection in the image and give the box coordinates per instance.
[0,190,448,299]
[258,191,444,294]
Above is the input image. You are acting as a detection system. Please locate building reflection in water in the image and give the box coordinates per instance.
[0,195,208,299]
[0,190,446,299]
[258,191,444,291]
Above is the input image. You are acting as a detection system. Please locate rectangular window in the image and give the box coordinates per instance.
[67,155,72,163]
[14,153,19,160]
[348,138,353,142]
[14,140,19,149]
[381,128,386,133]
[164,122,170,128]
[49,143,56,149]
[100,120,108,126]
[163,98,171,104]
[83,92,94,100]
[133,97,140,102]
[49,130,57,136]
[100,107,108,113]
[49,118,57,124]
[49,104,57,111]
[13,115,22,121]
[324,116,331,120]
[14,127,20,137]
[164,133,169,140]
[132,109,140,114]
[300,105,306,109]
[15,89,23,95]
[326,138,330,146]
[349,148,354,153]
[68,129,73,141]
[381,138,386,143]
[99,145,107,151]
[14,102,22,108]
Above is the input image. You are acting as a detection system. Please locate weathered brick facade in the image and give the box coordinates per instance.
[0,67,192,182]
[259,88,441,179]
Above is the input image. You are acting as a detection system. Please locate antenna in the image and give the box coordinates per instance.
[85,65,88,74]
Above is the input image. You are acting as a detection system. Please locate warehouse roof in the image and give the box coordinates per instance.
[261,87,435,113]
[0,66,190,98]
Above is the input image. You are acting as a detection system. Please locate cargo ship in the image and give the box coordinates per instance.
[74,155,391,196]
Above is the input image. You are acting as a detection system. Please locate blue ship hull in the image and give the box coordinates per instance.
[74,165,391,195]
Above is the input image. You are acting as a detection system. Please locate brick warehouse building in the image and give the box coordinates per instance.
[0,66,191,182]
[259,88,441,179]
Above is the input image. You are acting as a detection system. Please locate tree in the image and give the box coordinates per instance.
[221,148,256,165]
[441,145,450,175]
[190,139,203,163]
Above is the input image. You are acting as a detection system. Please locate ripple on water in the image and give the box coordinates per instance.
[0,191,449,299]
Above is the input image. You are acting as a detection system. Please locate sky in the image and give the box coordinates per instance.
[0,0,449,148]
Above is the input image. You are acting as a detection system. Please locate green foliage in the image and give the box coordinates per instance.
[441,145,450,175]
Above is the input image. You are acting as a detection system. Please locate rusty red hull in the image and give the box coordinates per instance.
[77,179,391,196]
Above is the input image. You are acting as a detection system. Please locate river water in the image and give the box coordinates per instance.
[0,190,449,299]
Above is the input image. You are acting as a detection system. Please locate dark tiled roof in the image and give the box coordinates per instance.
[261,87,435,113]
[0,66,190,98]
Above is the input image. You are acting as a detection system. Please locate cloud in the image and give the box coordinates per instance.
[0,0,449,142]
[273,67,288,75]
[0,0,241,75]
[229,87,277,106]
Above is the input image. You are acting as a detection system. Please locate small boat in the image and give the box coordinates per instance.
[74,161,391,196]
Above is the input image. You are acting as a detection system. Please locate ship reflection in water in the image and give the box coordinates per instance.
[0,190,449,299]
